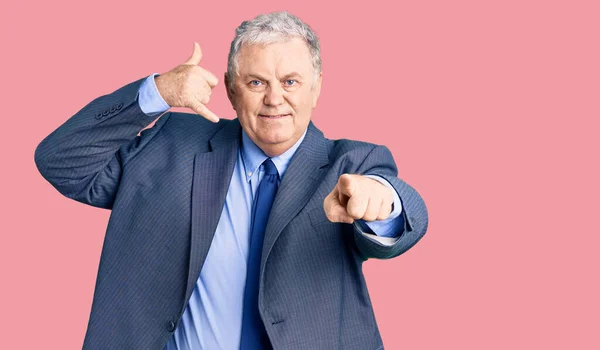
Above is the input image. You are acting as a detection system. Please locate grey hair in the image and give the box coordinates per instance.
[227,11,322,92]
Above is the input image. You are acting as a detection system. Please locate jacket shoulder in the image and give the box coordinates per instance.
[161,112,233,142]
[327,137,381,161]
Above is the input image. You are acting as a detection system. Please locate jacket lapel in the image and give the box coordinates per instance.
[259,121,330,284]
[182,119,241,313]
[182,119,330,314]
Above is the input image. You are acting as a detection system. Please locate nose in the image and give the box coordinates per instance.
[264,84,284,106]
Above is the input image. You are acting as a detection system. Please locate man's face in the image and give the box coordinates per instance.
[226,37,322,157]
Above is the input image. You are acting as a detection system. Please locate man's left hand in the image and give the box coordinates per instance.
[324,174,394,224]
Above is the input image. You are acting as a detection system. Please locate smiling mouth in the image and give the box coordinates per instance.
[258,114,291,119]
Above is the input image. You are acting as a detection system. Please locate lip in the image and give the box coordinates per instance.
[258,114,291,119]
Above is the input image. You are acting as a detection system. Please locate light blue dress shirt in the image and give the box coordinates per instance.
[136,74,404,349]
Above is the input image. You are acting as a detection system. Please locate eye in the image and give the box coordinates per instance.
[250,80,263,86]
[285,79,297,86]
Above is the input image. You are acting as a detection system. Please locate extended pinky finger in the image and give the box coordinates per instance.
[191,101,219,123]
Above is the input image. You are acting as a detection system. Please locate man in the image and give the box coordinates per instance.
[35,11,428,350]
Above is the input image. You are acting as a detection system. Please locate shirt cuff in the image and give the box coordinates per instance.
[355,175,404,241]
[353,220,402,246]
[138,73,170,116]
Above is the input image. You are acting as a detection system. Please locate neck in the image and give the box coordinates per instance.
[257,141,295,158]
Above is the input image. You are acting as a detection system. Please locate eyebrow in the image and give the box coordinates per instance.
[246,72,303,81]
[281,72,303,80]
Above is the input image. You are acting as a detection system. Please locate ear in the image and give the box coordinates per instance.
[312,71,323,108]
[224,72,236,110]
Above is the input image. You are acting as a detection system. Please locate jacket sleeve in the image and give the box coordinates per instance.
[34,77,171,209]
[351,145,429,260]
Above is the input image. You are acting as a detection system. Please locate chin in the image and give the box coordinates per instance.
[256,127,292,142]
[258,134,291,146]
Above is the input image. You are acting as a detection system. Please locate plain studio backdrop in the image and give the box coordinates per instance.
[0,0,598,348]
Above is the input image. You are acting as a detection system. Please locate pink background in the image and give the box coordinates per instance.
[2,0,598,348]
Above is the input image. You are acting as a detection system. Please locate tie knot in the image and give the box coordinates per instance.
[263,158,278,176]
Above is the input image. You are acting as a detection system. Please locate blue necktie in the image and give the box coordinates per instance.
[241,158,278,350]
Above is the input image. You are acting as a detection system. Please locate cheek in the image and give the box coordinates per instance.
[240,94,263,113]
[292,93,313,114]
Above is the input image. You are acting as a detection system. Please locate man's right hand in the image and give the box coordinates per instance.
[155,42,220,123]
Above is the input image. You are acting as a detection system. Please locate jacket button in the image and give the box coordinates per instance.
[167,320,176,332]
[102,109,109,116]
[95,112,102,119]
[116,102,124,110]
[110,106,116,112]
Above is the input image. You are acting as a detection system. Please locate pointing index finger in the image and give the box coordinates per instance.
[338,174,356,197]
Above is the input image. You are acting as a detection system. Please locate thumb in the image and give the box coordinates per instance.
[183,42,203,65]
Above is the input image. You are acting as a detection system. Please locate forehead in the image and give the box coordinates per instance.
[236,37,314,77]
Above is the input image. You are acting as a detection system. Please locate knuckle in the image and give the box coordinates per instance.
[364,212,377,221]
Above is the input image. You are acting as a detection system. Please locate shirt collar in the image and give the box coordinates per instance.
[241,127,308,183]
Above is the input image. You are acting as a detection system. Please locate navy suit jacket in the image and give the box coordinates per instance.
[35,76,428,349]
